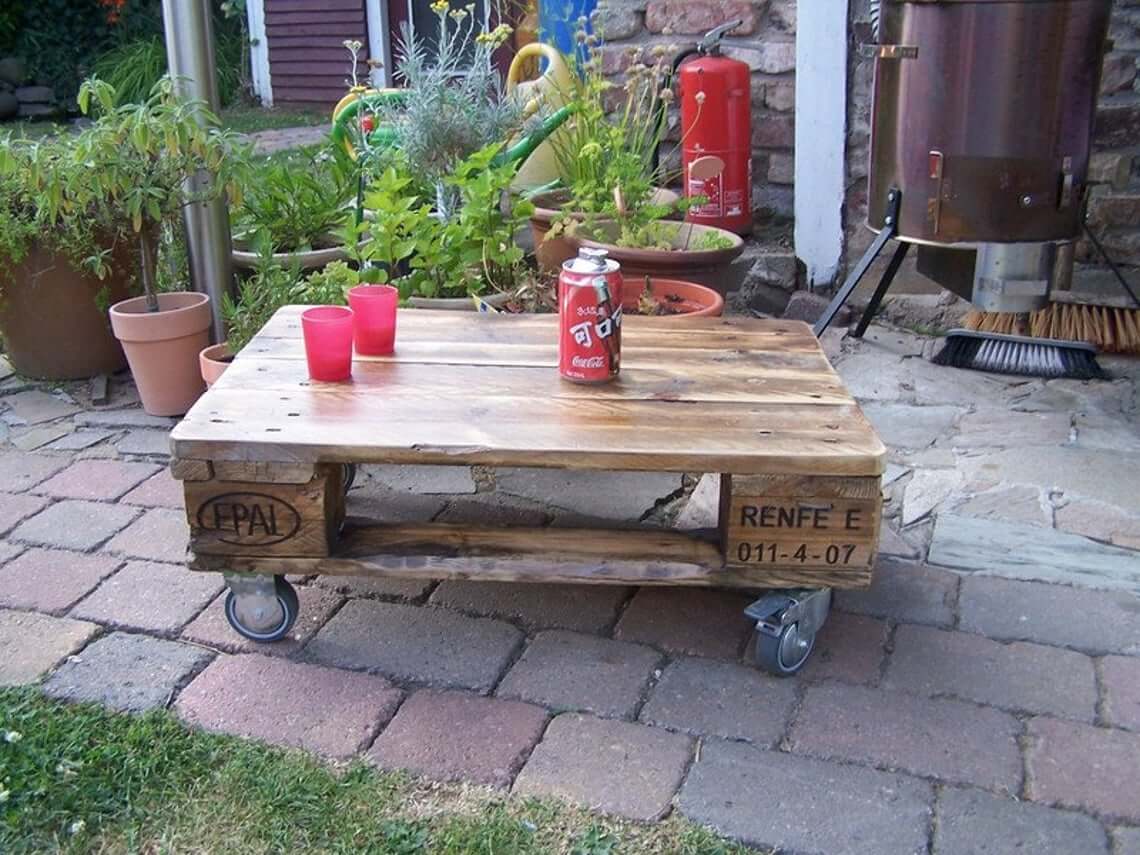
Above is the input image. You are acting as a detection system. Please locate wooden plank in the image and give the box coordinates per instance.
[170,459,212,481]
[266,11,365,25]
[720,474,880,583]
[183,463,343,557]
[188,522,873,589]
[267,23,367,36]
[211,461,316,484]
[266,0,364,11]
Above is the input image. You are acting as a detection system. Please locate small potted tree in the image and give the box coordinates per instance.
[63,78,246,415]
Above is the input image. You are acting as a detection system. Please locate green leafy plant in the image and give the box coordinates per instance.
[91,31,243,107]
[359,144,534,299]
[233,151,356,254]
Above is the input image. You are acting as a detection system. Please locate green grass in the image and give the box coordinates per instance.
[0,687,751,854]
[219,103,331,135]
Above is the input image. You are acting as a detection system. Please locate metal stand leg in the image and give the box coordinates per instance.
[852,240,910,338]
[813,188,902,338]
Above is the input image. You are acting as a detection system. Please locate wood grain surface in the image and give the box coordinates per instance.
[171,308,885,476]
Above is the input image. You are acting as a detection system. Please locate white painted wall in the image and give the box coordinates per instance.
[794,0,848,288]
[246,0,273,105]
[365,0,393,87]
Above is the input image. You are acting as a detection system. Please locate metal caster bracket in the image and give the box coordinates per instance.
[746,588,832,676]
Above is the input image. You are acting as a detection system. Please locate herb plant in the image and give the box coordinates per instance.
[233,151,356,254]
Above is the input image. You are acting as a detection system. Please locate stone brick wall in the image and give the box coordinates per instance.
[843,0,1140,282]
[597,0,796,219]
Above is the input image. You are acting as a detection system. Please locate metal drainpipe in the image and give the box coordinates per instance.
[161,0,235,343]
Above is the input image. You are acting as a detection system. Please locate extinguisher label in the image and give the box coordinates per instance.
[688,173,723,217]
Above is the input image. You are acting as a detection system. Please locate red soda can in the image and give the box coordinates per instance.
[559,247,623,384]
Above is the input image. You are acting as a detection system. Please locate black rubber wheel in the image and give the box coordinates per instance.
[224,578,300,642]
[754,621,815,676]
[342,463,357,494]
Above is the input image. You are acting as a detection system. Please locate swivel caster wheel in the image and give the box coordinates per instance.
[745,588,831,677]
[224,576,299,642]
[342,463,357,494]
[754,621,816,676]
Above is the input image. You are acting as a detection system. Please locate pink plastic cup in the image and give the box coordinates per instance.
[301,306,354,381]
[347,285,398,355]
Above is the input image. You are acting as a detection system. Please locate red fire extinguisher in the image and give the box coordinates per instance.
[675,22,753,235]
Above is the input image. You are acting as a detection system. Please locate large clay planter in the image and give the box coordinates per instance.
[231,236,359,271]
[529,187,681,274]
[199,342,233,388]
[110,292,212,416]
[0,243,131,379]
[568,221,743,290]
[624,277,724,318]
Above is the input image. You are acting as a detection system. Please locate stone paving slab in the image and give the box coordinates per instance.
[121,469,184,508]
[429,581,630,634]
[638,656,796,746]
[933,786,1109,855]
[74,409,177,430]
[302,599,522,692]
[10,500,140,551]
[1115,826,1140,855]
[885,625,1097,721]
[31,459,160,501]
[362,464,476,495]
[790,683,1022,792]
[497,630,661,719]
[43,632,211,712]
[957,576,1140,655]
[0,548,121,614]
[678,739,933,855]
[3,389,81,424]
[114,429,171,457]
[949,484,1052,527]
[11,423,71,451]
[0,451,69,492]
[71,561,222,635]
[0,492,49,535]
[181,584,343,656]
[495,468,681,521]
[1102,656,1140,732]
[0,542,23,566]
[103,508,190,563]
[1026,717,1140,823]
[176,654,402,759]
[345,484,449,523]
[46,429,115,452]
[0,609,99,686]
[613,587,753,659]
[368,689,548,788]
[862,402,959,450]
[1055,497,1140,550]
[434,494,551,527]
[513,713,692,821]
[315,574,436,602]
[929,514,1140,593]
[801,611,889,684]
[836,558,959,627]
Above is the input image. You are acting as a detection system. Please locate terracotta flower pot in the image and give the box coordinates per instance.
[0,242,132,380]
[405,292,513,311]
[568,221,743,290]
[528,187,681,274]
[624,277,724,318]
[231,235,362,271]
[110,292,212,416]
[199,342,234,387]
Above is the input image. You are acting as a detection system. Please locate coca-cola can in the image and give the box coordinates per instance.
[559,247,623,384]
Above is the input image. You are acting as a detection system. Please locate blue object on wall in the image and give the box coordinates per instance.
[539,0,597,59]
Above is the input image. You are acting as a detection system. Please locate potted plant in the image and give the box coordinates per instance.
[357,146,533,309]
[532,32,680,272]
[625,275,724,318]
[231,150,360,271]
[48,77,247,416]
[0,156,136,380]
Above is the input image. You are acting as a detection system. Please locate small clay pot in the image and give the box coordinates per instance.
[199,342,234,387]
[110,292,212,416]
[624,277,724,318]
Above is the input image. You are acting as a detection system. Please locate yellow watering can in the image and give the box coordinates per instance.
[506,43,575,192]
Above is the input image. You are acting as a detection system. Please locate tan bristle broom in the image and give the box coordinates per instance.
[964,302,1140,355]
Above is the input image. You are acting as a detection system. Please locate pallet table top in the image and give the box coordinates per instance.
[171,307,885,476]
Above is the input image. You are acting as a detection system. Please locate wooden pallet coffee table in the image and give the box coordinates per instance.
[171,307,885,674]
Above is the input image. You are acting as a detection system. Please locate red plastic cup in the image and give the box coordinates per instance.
[301,306,354,381]
[347,285,398,355]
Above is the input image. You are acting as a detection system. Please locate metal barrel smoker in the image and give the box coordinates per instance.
[814,0,1113,336]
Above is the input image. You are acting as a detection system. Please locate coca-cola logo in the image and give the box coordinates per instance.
[572,356,606,368]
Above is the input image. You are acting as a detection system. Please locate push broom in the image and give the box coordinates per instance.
[933,223,1140,378]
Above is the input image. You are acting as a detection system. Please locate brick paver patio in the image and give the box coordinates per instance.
[1,324,1139,853]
